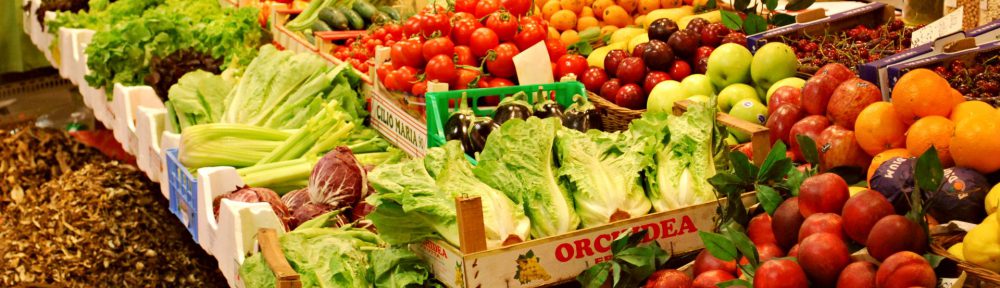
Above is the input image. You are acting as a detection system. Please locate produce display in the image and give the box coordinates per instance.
[919,50,1000,106]
[781,19,917,74]
[284,0,400,41]
[32,0,90,27]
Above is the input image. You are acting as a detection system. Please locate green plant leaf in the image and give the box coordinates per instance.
[617,245,668,280]
[795,134,820,166]
[734,0,751,10]
[783,168,806,196]
[915,147,944,193]
[771,13,796,26]
[611,230,648,254]
[610,261,622,287]
[766,0,778,10]
[757,141,792,183]
[698,231,738,261]
[730,151,758,183]
[576,262,611,288]
[744,14,768,35]
[721,10,744,31]
[569,41,594,56]
[717,279,753,288]
[705,0,717,9]
[755,184,783,215]
[924,253,945,268]
[785,0,815,10]
[725,228,760,268]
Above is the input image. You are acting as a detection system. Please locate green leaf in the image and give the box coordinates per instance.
[924,253,945,268]
[610,261,622,287]
[612,230,647,254]
[785,0,815,11]
[569,41,595,56]
[698,231,738,261]
[576,262,611,288]
[617,245,667,280]
[915,147,944,193]
[766,0,778,10]
[705,0,717,9]
[717,279,753,288]
[771,13,796,26]
[757,141,792,183]
[734,0,751,10]
[730,151,758,183]
[721,10,744,31]
[783,168,806,196]
[795,134,820,166]
[709,172,746,189]
[744,14,768,35]
[725,228,760,268]
[755,184,783,215]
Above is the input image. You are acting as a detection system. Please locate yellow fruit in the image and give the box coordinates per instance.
[588,46,613,68]
[580,6,595,17]
[616,0,638,13]
[560,30,580,46]
[548,26,561,40]
[627,32,649,53]
[643,6,695,28]
[848,187,866,197]
[550,10,579,31]
[591,0,615,19]
[634,15,646,26]
[948,243,965,261]
[987,183,1000,215]
[609,27,644,44]
[602,5,632,27]
[600,25,619,38]
[963,214,1000,273]
[577,16,600,31]
[560,0,586,13]
[543,1,563,20]
[637,0,659,14]
[679,10,722,29]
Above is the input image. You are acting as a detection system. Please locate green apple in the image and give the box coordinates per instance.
[765,77,806,104]
[707,43,753,89]
[755,85,767,103]
[751,42,799,92]
[728,99,768,142]
[646,80,688,113]
[681,74,717,97]
[686,95,710,103]
[717,83,758,113]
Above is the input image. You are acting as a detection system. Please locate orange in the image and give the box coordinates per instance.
[638,0,659,14]
[867,148,913,185]
[905,116,955,167]
[580,6,595,17]
[855,102,908,156]
[576,16,599,31]
[602,5,631,27]
[951,109,1000,174]
[560,0,586,14]
[950,100,995,125]
[891,69,964,125]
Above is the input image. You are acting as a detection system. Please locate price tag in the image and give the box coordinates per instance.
[911,7,964,47]
[513,41,555,85]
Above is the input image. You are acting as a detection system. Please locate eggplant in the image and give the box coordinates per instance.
[533,89,564,119]
[493,92,533,125]
[563,94,603,132]
[467,116,499,155]
[444,92,474,143]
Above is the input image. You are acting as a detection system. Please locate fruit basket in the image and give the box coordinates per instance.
[931,232,1000,286]
[587,91,643,132]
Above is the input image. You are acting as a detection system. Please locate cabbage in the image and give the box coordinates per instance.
[474,117,581,239]
[633,102,717,212]
[556,129,652,227]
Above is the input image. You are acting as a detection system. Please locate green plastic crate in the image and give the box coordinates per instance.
[426,82,586,149]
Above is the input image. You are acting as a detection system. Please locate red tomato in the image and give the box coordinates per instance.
[669,60,692,81]
[426,55,457,83]
[545,39,567,62]
[383,70,400,91]
[470,28,500,58]
[502,0,531,16]
[412,80,429,97]
[403,15,423,38]
[421,13,451,37]
[452,68,483,90]
[555,54,588,79]
[422,37,456,61]
[490,78,515,87]
[390,39,424,69]
[479,76,494,88]
[384,23,403,39]
[454,46,478,66]
[514,23,547,51]
[521,14,548,31]
[452,12,476,22]
[485,11,518,42]
[451,19,481,46]
[454,0,476,14]
[396,66,419,92]
[486,43,520,78]
[474,0,500,19]
[377,65,392,84]
[372,28,387,41]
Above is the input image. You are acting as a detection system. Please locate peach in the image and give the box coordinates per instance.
[749,213,778,246]
[798,213,845,242]
[837,261,877,288]
[645,269,692,288]
[799,233,850,287]
[788,244,800,258]
[738,243,785,277]
[692,270,735,288]
[799,173,850,217]
[773,197,806,250]
[693,249,737,276]
[842,189,894,245]
[753,259,809,288]
[875,251,936,288]
[866,215,927,261]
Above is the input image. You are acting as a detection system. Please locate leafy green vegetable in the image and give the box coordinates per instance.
[179,123,293,168]
[555,128,651,228]
[474,117,581,239]
[165,69,234,132]
[370,248,432,288]
[634,103,717,212]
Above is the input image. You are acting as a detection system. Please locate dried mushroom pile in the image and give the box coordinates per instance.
[0,125,226,287]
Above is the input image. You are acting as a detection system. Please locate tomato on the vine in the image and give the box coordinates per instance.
[454,46,478,66]
[520,14,548,32]
[514,22,547,50]
[421,13,451,37]
[451,19,481,46]
[403,15,423,38]
[390,39,423,69]
[372,28,387,41]
[454,0,476,14]
[376,65,392,84]
[489,77,515,87]
[383,23,402,39]
[555,54,588,79]
[478,76,494,88]
[545,39,567,62]
[486,43,519,78]
[474,0,500,19]
[426,55,457,83]
[411,80,429,97]
[452,12,476,23]
[383,70,400,91]
[470,27,499,58]
[485,11,518,42]
[422,37,455,61]
[396,66,418,92]
[501,0,531,16]
[452,68,483,90]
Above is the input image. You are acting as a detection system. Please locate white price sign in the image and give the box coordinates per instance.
[911,7,964,47]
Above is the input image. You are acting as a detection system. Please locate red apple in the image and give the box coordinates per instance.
[692,270,735,288]
[768,86,803,114]
[798,173,850,217]
[644,269,692,288]
[826,78,882,129]
[693,249,737,276]
[748,213,777,247]
[817,125,871,171]
[644,71,673,94]
[766,104,805,146]
[788,115,831,162]
[815,63,856,84]
[801,74,840,116]
[798,213,845,242]
[616,83,646,109]
[875,251,937,288]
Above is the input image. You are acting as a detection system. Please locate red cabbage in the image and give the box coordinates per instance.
[213,187,291,230]
[308,146,368,210]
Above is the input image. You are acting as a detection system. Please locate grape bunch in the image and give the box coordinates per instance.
[919,52,1000,106]
[779,19,917,74]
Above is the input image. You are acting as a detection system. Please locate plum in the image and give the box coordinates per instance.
[748,213,778,247]
[693,249,737,276]
[842,189,894,245]
[798,233,851,287]
[644,269,692,288]
[772,197,805,250]
[692,270,735,288]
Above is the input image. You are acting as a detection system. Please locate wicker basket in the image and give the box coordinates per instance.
[931,233,1000,287]
[587,92,644,132]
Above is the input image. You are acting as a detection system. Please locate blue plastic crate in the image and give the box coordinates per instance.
[166,148,198,241]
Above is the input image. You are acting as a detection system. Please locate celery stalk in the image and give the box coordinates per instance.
[238,157,318,188]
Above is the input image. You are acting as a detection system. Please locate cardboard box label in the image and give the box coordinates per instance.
[369,89,428,157]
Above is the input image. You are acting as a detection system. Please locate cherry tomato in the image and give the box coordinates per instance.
[451,19,482,46]
[454,46,478,66]
[421,13,451,37]
[454,0,476,14]
[383,23,403,39]
[426,54,457,83]
[514,23,547,51]
[390,39,424,69]
[470,28,499,58]
[452,68,483,90]
[452,12,476,23]
[396,66,419,92]
[485,11,518,42]
[474,0,500,19]
[377,65,392,84]
[422,37,456,61]
[478,76,494,88]
[489,78,515,87]
[544,39,567,62]
[555,54,588,79]
[486,43,519,78]
[383,70,400,91]
[502,0,531,16]
[373,28,387,41]
[521,14,548,32]
[411,80,429,97]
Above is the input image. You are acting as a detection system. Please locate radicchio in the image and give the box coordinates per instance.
[289,203,343,229]
[308,147,368,210]
[280,188,311,211]
[213,187,290,230]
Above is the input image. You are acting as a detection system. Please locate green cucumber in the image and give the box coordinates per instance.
[311,20,332,32]
[339,7,365,30]
[352,0,378,21]
[318,7,349,30]
[377,6,400,21]
[370,11,391,25]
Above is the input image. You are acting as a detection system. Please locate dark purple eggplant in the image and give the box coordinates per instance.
[493,92,533,125]
[466,116,499,155]
[444,92,474,142]
[563,94,603,132]
[533,88,564,119]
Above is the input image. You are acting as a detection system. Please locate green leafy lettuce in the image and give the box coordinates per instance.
[165,69,234,132]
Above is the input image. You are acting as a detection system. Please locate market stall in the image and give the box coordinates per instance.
[6,0,1000,287]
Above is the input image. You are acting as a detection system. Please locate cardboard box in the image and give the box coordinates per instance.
[747,2,896,53]
[885,40,1000,105]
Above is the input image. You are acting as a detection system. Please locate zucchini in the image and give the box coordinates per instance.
[377,6,400,21]
[311,20,332,32]
[339,7,365,30]
[352,0,378,20]
[318,7,349,30]
[370,11,391,25]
